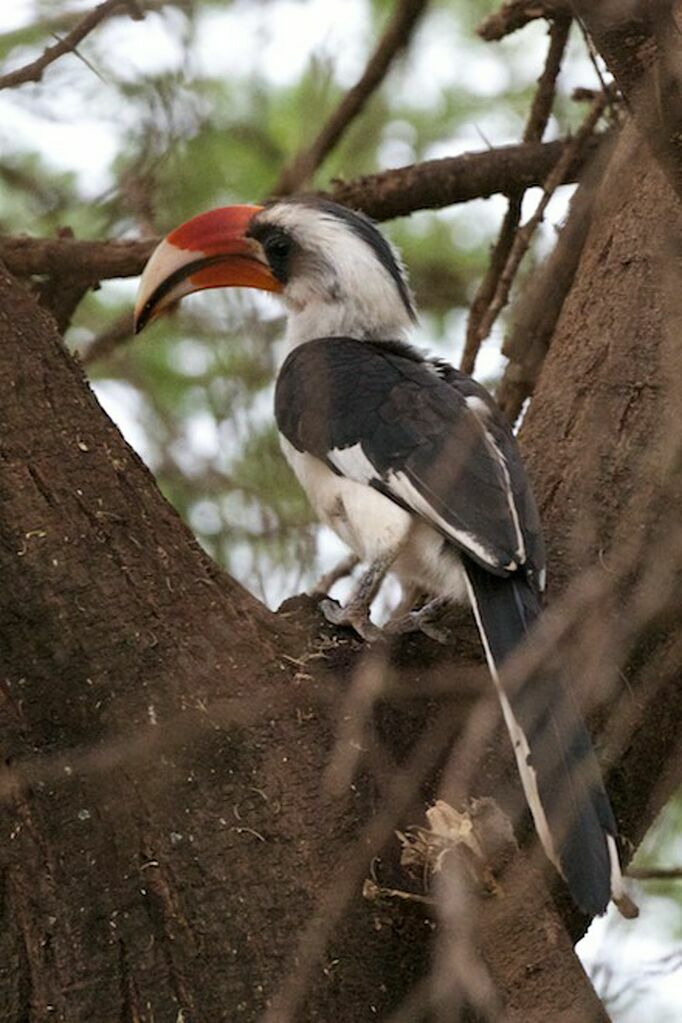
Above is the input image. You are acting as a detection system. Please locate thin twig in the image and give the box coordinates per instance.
[80,311,135,365]
[0,0,140,91]
[271,0,430,195]
[461,15,571,375]
[468,91,607,351]
[627,866,682,880]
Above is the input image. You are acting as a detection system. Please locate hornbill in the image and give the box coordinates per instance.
[134,196,625,916]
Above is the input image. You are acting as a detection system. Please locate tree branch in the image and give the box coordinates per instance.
[271,0,430,196]
[627,866,682,881]
[0,135,602,295]
[496,132,614,423]
[327,133,602,220]
[478,0,572,42]
[465,91,606,357]
[461,14,571,375]
[0,0,142,91]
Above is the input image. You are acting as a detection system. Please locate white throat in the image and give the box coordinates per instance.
[284,293,412,350]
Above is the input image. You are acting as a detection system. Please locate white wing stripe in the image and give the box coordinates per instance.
[327,431,523,572]
[465,396,526,563]
[327,442,376,484]
[387,470,507,570]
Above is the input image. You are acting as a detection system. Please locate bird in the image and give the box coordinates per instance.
[134,195,625,916]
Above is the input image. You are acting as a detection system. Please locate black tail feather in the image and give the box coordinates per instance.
[462,555,620,916]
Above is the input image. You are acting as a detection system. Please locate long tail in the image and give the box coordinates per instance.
[462,555,623,916]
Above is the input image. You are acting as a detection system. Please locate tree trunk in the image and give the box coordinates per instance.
[0,121,680,1021]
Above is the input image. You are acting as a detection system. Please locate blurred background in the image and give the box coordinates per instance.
[0,2,679,1017]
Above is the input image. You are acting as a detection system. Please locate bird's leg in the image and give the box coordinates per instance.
[309,553,360,597]
[384,595,453,644]
[320,547,398,641]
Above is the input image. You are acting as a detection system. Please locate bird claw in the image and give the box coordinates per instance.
[384,603,452,645]
[319,597,381,642]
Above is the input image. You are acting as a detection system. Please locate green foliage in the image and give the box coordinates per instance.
[0,0,607,595]
[0,0,608,597]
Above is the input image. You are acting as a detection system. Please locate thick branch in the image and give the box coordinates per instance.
[272,0,430,196]
[0,135,603,288]
[571,1,682,203]
[0,0,141,91]
[327,133,601,220]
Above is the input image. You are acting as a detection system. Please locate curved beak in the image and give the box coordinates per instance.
[134,204,282,333]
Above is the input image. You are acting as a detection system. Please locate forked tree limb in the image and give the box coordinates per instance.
[1,119,681,1021]
[478,0,572,41]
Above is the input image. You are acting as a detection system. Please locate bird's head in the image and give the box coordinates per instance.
[134,198,416,344]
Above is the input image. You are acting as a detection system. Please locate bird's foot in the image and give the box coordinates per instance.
[319,597,380,642]
[384,597,453,645]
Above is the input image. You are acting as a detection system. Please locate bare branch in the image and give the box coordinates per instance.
[324,133,602,218]
[0,235,154,283]
[496,133,614,423]
[465,91,607,355]
[0,135,604,289]
[272,0,430,196]
[0,0,140,91]
[627,866,682,880]
[80,311,135,366]
[461,14,571,375]
[478,0,572,42]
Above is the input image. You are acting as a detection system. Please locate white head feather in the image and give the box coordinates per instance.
[251,201,416,349]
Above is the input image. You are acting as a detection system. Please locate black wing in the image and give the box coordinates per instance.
[275,337,543,584]
[276,337,620,915]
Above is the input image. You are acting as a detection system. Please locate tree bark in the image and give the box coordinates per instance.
[1,124,681,1021]
[519,119,682,861]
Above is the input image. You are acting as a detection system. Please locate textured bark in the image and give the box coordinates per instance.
[0,127,681,1023]
[521,121,682,852]
[571,0,682,202]
[0,269,614,1020]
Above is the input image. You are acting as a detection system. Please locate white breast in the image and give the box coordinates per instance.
[279,437,412,561]
[279,436,468,606]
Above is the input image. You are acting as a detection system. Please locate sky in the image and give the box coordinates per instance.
[1,3,680,1019]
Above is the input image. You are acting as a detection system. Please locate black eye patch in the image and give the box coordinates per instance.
[248,223,294,284]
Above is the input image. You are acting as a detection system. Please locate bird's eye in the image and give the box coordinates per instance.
[263,230,293,283]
